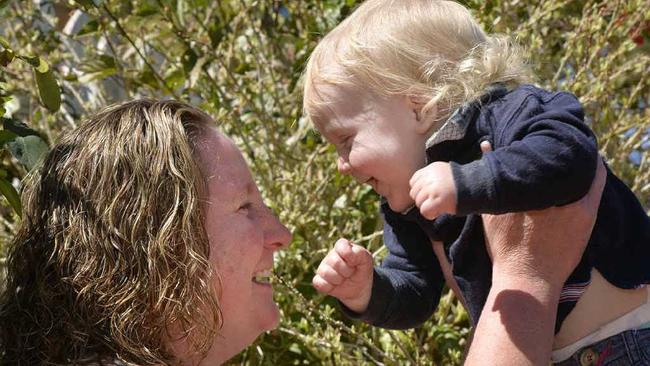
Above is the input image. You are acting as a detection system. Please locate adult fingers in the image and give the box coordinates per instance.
[480,140,493,154]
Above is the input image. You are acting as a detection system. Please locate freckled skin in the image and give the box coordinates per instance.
[196,128,292,365]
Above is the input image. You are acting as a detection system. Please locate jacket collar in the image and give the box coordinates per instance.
[425,83,510,149]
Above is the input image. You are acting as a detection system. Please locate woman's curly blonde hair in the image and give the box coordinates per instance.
[303,0,535,127]
[0,99,220,365]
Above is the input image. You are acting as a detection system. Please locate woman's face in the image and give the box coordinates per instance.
[198,128,292,364]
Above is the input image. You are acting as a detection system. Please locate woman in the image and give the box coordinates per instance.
[0,99,604,365]
[0,100,291,365]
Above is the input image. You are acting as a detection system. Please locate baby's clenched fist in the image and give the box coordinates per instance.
[312,238,374,313]
[409,161,457,220]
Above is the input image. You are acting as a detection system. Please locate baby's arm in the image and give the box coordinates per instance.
[411,90,598,219]
[410,91,598,219]
[313,204,446,329]
[453,91,598,215]
[313,238,374,313]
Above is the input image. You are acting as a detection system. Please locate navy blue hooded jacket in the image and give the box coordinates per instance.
[341,84,650,333]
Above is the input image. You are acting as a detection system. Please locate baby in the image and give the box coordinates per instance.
[304,0,650,363]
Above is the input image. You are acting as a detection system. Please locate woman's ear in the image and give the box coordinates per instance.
[407,96,437,135]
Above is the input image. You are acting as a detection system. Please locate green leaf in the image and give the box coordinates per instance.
[74,0,96,9]
[208,24,224,49]
[0,0,12,10]
[78,68,117,83]
[19,55,48,73]
[181,48,198,73]
[0,176,21,217]
[76,20,100,36]
[0,129,17,146]
[2,117,41,138]
[165,67,185,90]
[7,135,49,171]
[98,54,116,69]
[234,61,252,74]
[0,48,14,67]
[138,68,158,89]
[34,68,61,112]
[135,3,159,17]
[20,56,61,111]
[0,36,10,49]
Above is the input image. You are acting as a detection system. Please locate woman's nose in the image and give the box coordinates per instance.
[263,210,292,250]
[337,156,352,175]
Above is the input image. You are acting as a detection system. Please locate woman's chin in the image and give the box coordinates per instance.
[258,302,281,332]
[251,283,281,330]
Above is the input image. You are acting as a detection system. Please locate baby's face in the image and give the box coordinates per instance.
[314,85,431,212]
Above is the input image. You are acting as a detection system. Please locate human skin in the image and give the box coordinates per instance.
[311,79,606,362]
[311,85,437,311]
[464,141,607,366]
[410,161,457,219]
[313,85,435,213]
[314,139,605,364]
[176,128,292,365]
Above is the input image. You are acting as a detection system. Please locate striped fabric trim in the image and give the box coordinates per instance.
[559,281,591,303]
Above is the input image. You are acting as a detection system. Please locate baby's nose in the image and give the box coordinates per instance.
[337,156,352,175]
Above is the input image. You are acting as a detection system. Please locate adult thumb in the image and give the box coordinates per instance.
[480,140,493,154]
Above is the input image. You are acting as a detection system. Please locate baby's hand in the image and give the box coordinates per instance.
[312,238,374,313]
[409,161,457,219]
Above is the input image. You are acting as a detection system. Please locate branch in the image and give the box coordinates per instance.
[101,3,179,98]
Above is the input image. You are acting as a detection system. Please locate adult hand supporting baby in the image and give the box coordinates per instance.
[465,141,607,366]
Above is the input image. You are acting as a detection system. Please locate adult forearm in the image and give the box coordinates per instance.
[465,274,561,366]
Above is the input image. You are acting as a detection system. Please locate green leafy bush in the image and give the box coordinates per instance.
[0,0,647,364]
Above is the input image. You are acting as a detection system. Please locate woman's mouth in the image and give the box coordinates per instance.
[252,270,272,285]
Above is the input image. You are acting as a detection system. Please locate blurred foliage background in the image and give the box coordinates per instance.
[0,0,648,365]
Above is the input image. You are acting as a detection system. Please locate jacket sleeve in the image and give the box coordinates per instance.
[451,89,599,215]
[339,203,445,329]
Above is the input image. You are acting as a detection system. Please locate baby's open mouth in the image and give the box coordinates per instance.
[252,270,272,284]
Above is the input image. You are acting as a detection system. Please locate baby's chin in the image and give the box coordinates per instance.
[386,195,414,214]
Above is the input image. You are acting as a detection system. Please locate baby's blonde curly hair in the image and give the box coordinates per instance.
[303,0,534,127]
[0,99,220,365]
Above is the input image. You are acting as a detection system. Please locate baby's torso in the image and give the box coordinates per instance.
[553,268,648,349]
[429,239,648,350]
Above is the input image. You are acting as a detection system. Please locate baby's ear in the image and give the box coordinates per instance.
[407,96,437,135]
